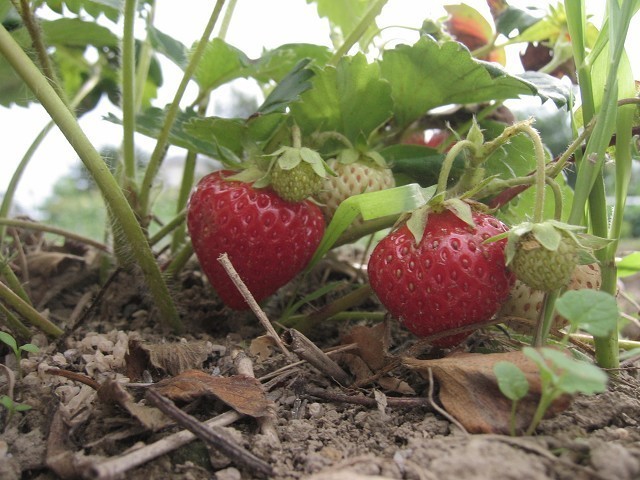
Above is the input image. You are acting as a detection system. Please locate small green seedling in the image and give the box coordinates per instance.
[493,361,530,436]
[0,331,39,379]
[0,394,32,426]
[495,289,618,435]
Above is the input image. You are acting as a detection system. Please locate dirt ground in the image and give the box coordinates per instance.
[1,238,639,480]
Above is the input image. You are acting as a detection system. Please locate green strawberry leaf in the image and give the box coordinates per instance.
[555,290,619,337]
[481,121,573,225]
[616,251,640,278]
[540,348,608,395]
[194,38,251,92]
[0,331,18,356]
[290,53,394,144]
[251,44,332,83]
[493,361,530,401]
[18,343,39,354]
[379,36,537,128]
[257,58,316,115]
[494,5,545,38]
[306,0,381,50]
[147,26,189,70]
[380,144,463,187]
[518,71,572,107]
[40,18,119,47]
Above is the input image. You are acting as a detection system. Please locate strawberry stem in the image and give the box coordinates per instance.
[517,123,548,223]
[435,140,478,196]
[291,124,302,149]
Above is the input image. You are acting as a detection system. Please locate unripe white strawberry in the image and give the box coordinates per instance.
[315,158,395,224]
[498,263,601,334]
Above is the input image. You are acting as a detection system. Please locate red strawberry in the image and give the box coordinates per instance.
[367,208,514,346]
[187,170,325,310]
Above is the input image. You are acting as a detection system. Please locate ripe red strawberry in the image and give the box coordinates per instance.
[367,208,514,346]
[187,170,325,310]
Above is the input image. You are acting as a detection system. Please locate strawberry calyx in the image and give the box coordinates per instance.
[494,219,611,292]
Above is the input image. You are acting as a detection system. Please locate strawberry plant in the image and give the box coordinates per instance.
[0,0,638,386]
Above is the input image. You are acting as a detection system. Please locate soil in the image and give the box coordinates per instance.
[1,237,639,480]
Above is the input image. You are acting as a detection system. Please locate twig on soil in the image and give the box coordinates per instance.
[232,349,281,447]
[427,368,469,436]
[282,329,351,386]
[302,384,433,409]
[46,367,101,390]
[145,388,274,478]
[87,410,243,480]
[217,253,293,360]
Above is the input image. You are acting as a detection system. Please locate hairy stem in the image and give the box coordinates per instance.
[0,25,183,332]
[138,0,226,220]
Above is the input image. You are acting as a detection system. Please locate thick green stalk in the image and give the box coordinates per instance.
[0,280,63,337]
[121,0,138,184]
[0,72,101,247]
[565,0,637,368]
[0,302,31,341]
[329,0,388,65]
[0,25,183,332]
[0,218,110,252]
[134,1,156,112]
[138,0,226,219]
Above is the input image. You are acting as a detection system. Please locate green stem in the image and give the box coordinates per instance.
[17,0,69,108]
[291,124,302,149]
[164,240,193,278]
[328,0,388,65]
[544,177,563,222]
[0,70,101,248]
[518,123,547,223]
[150,210,186,247]
[435,140,476,195]
[134,0,155,112]
[0,24,183,333]
[533,290,559,347]
[121,0,138,184]
[0,280,63,337]
[0,218,110,252]
[170,150,196,253]
[138,0,226,220]
[280,284,373,331]
[0,302,31,341]
[525,389,555,435]
[218,0,237,39]
[0,262,30,305]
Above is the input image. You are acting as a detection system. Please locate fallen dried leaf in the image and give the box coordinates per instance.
[341,321,390,371]
[125,339,213,380]
[403,351,571,434]
[249,335,278,361]
[151,369,272,418]
[97,379,170,431]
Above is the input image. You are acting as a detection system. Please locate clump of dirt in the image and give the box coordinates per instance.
[1,239,639,480]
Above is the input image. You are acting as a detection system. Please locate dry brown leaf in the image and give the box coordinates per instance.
[151,369,271,418]
[26,251,86,277]
[341,321,390,371]
[403,351,571,434]
[125,339,212,380]
[97,379,170,431]
[249,335,278,361]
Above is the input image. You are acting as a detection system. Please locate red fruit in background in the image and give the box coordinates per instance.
[367,209,514,346]
[402,129,452,150]
[187,170,325,310]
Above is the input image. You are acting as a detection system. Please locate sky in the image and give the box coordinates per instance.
[0,1,635,215]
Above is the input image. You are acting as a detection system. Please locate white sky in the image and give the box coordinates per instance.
[0,0,635,214]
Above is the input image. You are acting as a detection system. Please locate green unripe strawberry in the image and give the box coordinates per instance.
[499,263,601,334]
[271,160,325,202]
[509,230,579,291]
